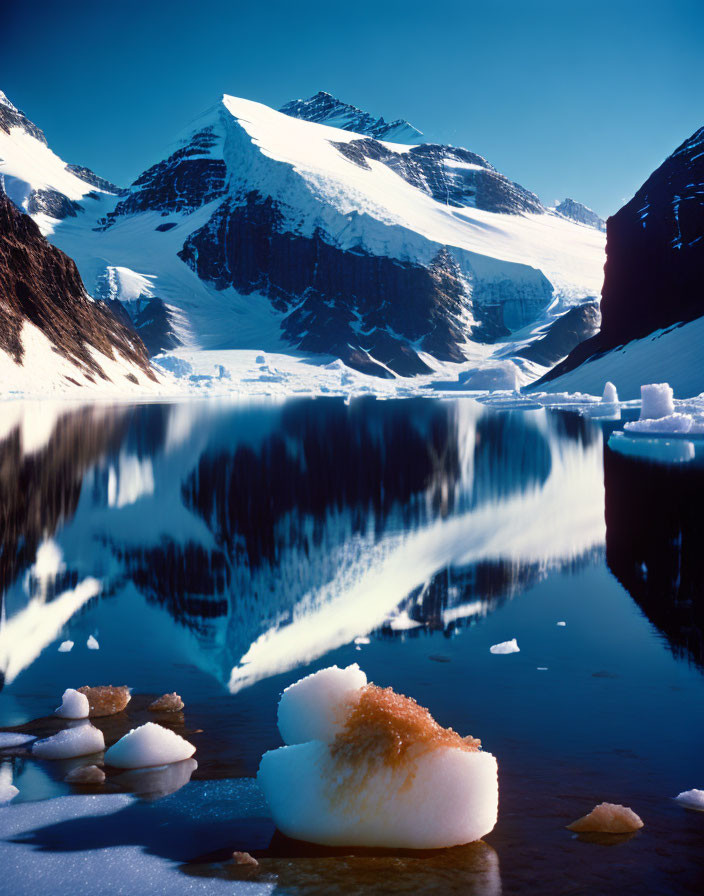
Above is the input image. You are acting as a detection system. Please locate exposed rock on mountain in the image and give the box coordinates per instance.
[280,91,423,143]
[554,198,605,231]
[0,193,155,386]
[517,301,600,367]
[537,125,704,394]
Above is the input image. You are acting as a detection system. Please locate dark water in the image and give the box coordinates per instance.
[0,397,703,894]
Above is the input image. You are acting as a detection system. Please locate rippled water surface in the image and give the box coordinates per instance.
[1,397,702,894]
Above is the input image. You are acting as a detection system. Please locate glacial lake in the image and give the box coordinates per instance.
[1,397,703,895]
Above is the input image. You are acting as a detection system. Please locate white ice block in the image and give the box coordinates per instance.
[277,664,367,746]
[104,722,195,768]
[640,383,675,420]
[55,688,89,719]
[33,724,105,759]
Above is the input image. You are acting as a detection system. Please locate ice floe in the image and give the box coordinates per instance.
[489,639,520,655]
[567,802,643,833]
[0,733,36,749]
[55,688,89,719]
[32,724,105,759]
[87,635,100,650]
[58,640,74,652]
[104,722,195,768]
[259,665,498,848]
[674,789,704,811]
[609,432,696,465]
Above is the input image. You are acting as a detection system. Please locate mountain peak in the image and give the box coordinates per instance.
[0,90,18,112]
[554,197,605,231]
[279,91,423,144]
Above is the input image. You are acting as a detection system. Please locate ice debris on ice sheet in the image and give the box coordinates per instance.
[639,383,675,420]
[104,722,195,768]
[625,413,695,434]
[58,640,74,652]
[148,692,184,712]
[0,733,36,749]
[87,635,100,650]
[65,764,105,785]
[32,724,105,759]
[258,664,499,848]
[489,638,520,654]
[674,789,704,811]
[55,688,90,719]
[78,685,131,717]
[567,802,644,833]
[0,764,18,803]
[601,381,618,403]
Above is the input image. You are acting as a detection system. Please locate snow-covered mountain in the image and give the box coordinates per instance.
[0,193,158,395]
[1,89,605,384]
[280,91,423,143]
[553,197,605,232]
[538,124,704,397]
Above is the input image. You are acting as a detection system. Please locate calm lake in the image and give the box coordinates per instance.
[1,397,702,894]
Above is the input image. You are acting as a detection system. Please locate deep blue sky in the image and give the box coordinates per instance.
[3,0,702,216]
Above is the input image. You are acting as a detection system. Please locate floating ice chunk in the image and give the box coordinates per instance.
[58,640,74,652]
[354,636,371,645]
[65,764,105,785]
[87,635,100,650]
[640,383,675,420]
[0,733,36,749]
[556,621,567,627]
[259,675,498,848]
[674,789,704,811]
[567,802,644,833]
[104,722,195,768]
[55,688,89,719]
[148,692,184,712]
[0,764,18,804]
[489,639,520,655]
[625,413,693,434]
[601,381,619,403]
[32,724,105,759]
[78,685,131,717]
[608,432,695,464]
[278,664,367,746]
[537,667,548,671]
[388,611,422,631]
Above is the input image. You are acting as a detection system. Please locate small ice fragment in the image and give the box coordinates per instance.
[388,611,422,631]
[104,722,195,768]
[639,383,675,420]
[278,664,367,746]
[65,764,105,785]
[258,668,498,848]
[32,724,105,759]
[556,621,567,627]
[354,636,371,645]
[231,851,259,867]
[86,635,100,650]
[77,685,131,717]
[601,381,618,403]
[148,692,184,712]
[0,764,18,804]
[490,639,520,655]
[674,789,704,811]
[567,802,644,833]
[55,688,89,719]
[0,733,36,749]
[537,667,548,671]
[58,640,74,653]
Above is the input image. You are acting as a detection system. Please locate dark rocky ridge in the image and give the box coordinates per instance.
[0,91,48,145]
[65,164,126,196]
[539,125,704,384]
[0,193,154,382]
[554,198,605,231]
[517,301,600,367]
[98,127,227,227]
[280,91,423,143]
[333,139,544,215]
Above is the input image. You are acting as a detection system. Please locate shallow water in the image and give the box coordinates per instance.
[0,397,703,894]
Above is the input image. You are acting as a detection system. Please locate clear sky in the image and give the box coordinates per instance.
[3,0,702,217]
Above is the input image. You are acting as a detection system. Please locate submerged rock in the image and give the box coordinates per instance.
[105,722,195,768]
[567,802,644,833]
[77,685,131,717]
[55,688,89,720]
[65,764,106,785]
[258,664,498,848]
[148,692,184,712]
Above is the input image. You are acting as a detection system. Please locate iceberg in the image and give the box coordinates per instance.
[639,383,675,420]
[258,665,498,848]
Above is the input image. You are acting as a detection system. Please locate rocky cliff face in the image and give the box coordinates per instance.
[538,125,704,385]
[280,91,423,143]
[0,194,154,383]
